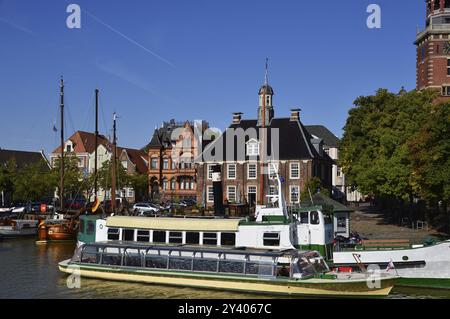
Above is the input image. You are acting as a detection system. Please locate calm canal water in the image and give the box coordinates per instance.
[1,238,450,299]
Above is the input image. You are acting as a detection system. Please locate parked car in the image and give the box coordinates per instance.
[181,198,196,207]
[133,202,159,214]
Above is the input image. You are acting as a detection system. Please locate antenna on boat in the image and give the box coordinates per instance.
[111,112,118,214]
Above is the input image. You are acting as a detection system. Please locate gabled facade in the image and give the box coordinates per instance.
[146,119,208,201]
[50,131,148,202]
[196,83,333,208]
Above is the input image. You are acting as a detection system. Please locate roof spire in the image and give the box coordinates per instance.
[265,57,269,85]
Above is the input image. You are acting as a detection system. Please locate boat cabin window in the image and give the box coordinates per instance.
[169,232,183,244]
[292,251,329,278]
[137,230,150,242]
[123,229,135,241]
[310,211,320,225]
[263,232,280,247]
[186,232,200,244]
[101,250,123,266]
[153,231,166,243]
[299,212,309,224]
[219,255,245,274]
[145,253,168,269]
[124,250,143,267]
[193,253,219,272]
[107,228,120,240]
[203,232,217,245]
[87,221,95,235]
[79,220,85,233]
[80,246,101,264]
[221,233,236,246]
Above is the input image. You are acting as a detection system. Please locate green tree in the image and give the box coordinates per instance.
[51,154,84,200]
[301,177,330,201]
[0,159,17,204]
[409,103,450,203]
[339,89,436,201]
[128,173,149,202]
[13,159,54,202]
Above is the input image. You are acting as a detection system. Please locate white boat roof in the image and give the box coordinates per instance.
[106,216,243,232]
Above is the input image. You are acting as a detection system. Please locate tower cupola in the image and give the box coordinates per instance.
[257,59,275,126]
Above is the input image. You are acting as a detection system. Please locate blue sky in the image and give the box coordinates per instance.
[0,0,424,156]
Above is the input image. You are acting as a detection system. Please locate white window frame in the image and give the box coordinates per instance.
[127,188,134,198]
[227,185,237,203]
[268,162,279,180]
[163,158,169,170]
[207,186,214,203]
[290,185,300,204]
[227,163,236,180]
[443,85,450,96]
[246,139,260,156]
[207,164,214,180]
[290,162,300,179]
[247,185,257,199]
[247,163,257,179]
[151,158,158,169]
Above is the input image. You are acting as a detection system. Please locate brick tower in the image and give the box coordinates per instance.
[415,0,450,100]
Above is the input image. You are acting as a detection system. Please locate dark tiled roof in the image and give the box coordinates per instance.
[305,125,340,148]
[0,149,49,169]
[201,118,332,162]
[259,84,274,95]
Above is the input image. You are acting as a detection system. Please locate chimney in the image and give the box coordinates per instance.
[290,108,301,121]
[232,112,243,124]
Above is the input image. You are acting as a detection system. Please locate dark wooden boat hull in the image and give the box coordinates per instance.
[38,222,77,243]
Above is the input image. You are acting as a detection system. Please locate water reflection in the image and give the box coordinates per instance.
[1,238,449,299]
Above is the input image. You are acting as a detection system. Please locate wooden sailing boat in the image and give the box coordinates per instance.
[37,81,103,243]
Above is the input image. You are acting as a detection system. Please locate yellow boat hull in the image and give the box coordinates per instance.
[59,260,395,297]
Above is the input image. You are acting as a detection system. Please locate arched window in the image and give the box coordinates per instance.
[170,178,176,190]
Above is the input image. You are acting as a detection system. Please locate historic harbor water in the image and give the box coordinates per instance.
[1,238,449,299]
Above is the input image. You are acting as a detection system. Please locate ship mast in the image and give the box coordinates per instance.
[94,89,99,203]
[59,77,65,212]
[111,113,117,213]
[260,59,268,205]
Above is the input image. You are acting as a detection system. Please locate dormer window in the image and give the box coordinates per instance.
[246,139,260,156]
[66,145,72,152]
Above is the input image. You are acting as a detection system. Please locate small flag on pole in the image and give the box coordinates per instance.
[386,259,395,272]
[52,120,58,132]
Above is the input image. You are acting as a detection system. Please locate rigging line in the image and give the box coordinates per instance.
[81,91,95,133]
[99,95,109,137]
[64,94,77,136]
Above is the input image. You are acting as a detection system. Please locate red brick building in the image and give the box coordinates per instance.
[196,83,333,208]
[415,0,450,101]
[147,120,208,201]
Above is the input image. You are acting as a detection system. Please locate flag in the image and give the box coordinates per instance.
[386,260,395,272]
[52,121,58,132]
[91,198,100,213]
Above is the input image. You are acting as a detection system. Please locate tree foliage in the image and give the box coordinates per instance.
[300,177,330,201]
[340,88,448,204]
